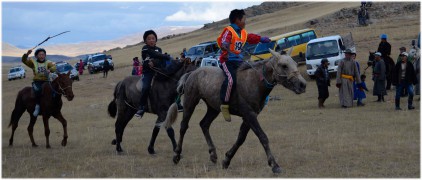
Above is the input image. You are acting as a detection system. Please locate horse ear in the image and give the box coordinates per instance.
[269,48,279,57]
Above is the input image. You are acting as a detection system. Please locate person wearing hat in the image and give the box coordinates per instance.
[377,34,394,90]
[372,52,387,102]
[336,49,361,108]
[392,52,417,110]
[22,48,57,117]
[377,34,391,59]
[315,58,331,108]
[135,29,172,118]
[396,47,407,63]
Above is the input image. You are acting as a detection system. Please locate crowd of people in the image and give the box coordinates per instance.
[316,33,420,110]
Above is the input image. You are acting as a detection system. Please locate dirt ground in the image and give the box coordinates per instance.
[2,2,420,178]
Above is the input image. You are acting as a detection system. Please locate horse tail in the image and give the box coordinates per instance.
[164,102,178,129]
[9,91,25,128]
[108,81,122,118]
[177,72,192,94]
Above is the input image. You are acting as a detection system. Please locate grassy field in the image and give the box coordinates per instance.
[2,2,420,178]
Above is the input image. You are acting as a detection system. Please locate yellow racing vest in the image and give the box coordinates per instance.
[217,26,248,55]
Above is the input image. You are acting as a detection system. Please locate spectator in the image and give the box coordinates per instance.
[392,52,417,110]
[372,52,387,102]
[396,47,407,63]
[78,59,84,75]
[103,58,110,78]
[355,74,369,106]
[132,57,140,75]
[414,55,420,99]
[336,49,361,108]
[314,58,330,108]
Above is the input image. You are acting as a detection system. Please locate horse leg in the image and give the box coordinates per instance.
[199,106,220,163]
[113,108,134,152]
[222,121,250,169]
[244,112,282,173]
[173,96,200,164]
[147,125,160,155]
[52,112,68,146]
[9,107,26,146]
[42,115,51,149]
[27,115,38,147]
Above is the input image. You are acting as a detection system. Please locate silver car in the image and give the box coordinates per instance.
[55,62,79,81]
[8,66,26,81]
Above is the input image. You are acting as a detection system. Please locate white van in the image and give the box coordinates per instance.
[305,33,355,78]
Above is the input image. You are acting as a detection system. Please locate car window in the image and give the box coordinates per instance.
[92,55,106,62]
[57,64,73,72]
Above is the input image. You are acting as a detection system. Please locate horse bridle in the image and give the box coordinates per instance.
[48,74,71,97]
[268,57,300,83]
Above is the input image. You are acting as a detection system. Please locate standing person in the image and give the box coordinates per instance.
[217,9,271,122]
[78,59,84,75]
[392,52,417,110]
[103,58,110,78]
[336,49,361,108]
[355,74,369,106]
[314,58,330,108]
[21,48,57,117]
[135,30,172,118]
[132,57,140,75]
[181,48,187,58]
[372,52,387,102]
[396,47,407,63]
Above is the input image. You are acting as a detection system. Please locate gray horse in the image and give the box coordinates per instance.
[164,49,306,173]
[108,59,197,153]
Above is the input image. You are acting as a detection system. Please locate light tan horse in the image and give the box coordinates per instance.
[164,49,306,173]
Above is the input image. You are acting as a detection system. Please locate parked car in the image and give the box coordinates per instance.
[55,62,79,81]
[8,66,26,81]
[186,41,219,65]
[87,53,114,74]
[305,33,355,78]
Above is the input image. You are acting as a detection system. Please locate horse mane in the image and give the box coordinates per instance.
[238,58,271,71]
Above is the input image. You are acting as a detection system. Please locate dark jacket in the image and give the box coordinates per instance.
[103,59,110,71]
[315,65,330,86]
[377,41,391,59]
[392,61,417,85]
[141,45,169,73]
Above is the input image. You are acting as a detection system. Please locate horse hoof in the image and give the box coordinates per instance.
[61,140,67,147]
[272,166,282,174]
[210,155,218,164]
[32,144,38,147]
[173,155,180,164]
[148,146,156,155]
[111,139,117,145]
[116,146,123,153]
[222,159,230,169]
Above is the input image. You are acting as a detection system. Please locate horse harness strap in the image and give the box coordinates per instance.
[47,74,70,97]
[269,61,300,81]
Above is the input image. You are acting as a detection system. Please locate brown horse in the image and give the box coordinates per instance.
[164,49,306,173]
[8,71,74,148]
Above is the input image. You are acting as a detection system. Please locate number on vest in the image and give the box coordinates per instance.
[234,41,242,51]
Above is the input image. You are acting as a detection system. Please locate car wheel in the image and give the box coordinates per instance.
[8,79,11,81]
[23,74,26,78]
[111,67,114,71]
[76,77,80,81]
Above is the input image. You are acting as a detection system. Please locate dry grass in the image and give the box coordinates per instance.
[2,2,420,178]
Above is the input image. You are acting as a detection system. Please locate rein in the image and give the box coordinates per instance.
[148,59,190,82]
[48,74,71,97]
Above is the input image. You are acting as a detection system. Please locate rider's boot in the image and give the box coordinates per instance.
[33,104,40,117]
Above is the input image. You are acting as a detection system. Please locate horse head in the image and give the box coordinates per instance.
[53,71,74,101]
[268,49,306,94]
[368,51,375,67]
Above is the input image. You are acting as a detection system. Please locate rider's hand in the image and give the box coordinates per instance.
[148,61,154,68]
[27,50,32,55]
[260,36,271,43]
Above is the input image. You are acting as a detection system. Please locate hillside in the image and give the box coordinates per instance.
[107,2,419,69]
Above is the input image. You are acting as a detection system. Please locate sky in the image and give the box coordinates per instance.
[2,1,263,49]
